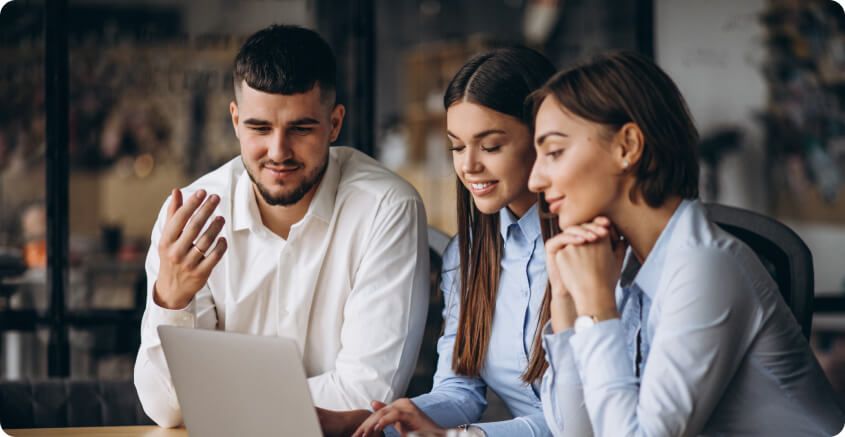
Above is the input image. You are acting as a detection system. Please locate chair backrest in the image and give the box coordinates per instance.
[704,203,814,338]
[427,227,451,258]
[0,379,153,428]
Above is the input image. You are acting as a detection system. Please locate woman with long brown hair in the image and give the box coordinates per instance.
[530,51,844,436]
[354,46,556,437]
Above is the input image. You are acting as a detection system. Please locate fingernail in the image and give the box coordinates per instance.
[196,190,206,198]
[210,194,219,203]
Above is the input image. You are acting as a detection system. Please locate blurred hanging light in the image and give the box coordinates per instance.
[134,153,155,179]
[523,0,562,46]
[420,0,441,17]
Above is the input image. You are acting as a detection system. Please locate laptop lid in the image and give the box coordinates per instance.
[158,326,322,437]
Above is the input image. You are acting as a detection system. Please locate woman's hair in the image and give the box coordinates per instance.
[444,46,555,383]
[529,50,700,208]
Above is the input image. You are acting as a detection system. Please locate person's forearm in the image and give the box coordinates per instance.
[550,293,577,333]
[475,414,553,437]
[135,309,187,427]
[134,349,183,427]
[412,389,485,427]
[541,322,593,437]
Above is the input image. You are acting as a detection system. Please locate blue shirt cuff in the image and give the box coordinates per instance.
[569,318,635,389]
[541,320,577,379]
[475,415,551,437]
[407,391,482,428]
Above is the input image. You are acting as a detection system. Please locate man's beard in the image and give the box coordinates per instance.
[244,156,328,206]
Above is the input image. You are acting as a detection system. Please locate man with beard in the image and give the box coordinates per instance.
[134,25,429,436]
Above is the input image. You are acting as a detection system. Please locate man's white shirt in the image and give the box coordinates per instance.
[134,147,429,427]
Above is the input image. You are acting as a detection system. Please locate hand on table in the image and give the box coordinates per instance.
[353,399,442,437]
[154,188,228,310]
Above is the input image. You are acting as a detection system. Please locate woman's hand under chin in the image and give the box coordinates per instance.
[547,216,628,319]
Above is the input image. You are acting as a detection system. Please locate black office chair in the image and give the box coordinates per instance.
[0,379,153,428]
[705,203,814,339]
[427,227,451,258]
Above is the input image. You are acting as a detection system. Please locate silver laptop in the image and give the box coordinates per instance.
[158,326,322,437]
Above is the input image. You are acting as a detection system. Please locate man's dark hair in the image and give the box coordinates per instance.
[233,24,337,104]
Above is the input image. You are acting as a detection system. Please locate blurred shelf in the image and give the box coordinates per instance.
[814,314,845,332]
[0,309,142,331]
[816,297,845,313]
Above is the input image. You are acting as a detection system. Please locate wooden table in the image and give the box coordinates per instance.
[5,426,187,436]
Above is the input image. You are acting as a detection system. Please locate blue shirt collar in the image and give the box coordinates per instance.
[499,202,541,242]
[620,199,693,299]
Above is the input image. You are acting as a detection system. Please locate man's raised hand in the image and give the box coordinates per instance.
[153,189,228,310]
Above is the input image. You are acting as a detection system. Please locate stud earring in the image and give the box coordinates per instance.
[622,160,629,169]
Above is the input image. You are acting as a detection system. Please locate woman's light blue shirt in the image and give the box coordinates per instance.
[393,203,551,436]
[541,199,845,436]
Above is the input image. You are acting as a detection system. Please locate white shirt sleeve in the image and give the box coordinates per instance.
[307,197,429,409]
[134,196,219,427]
